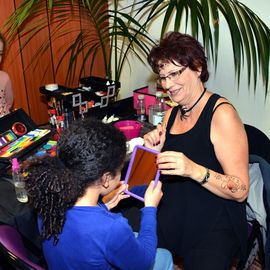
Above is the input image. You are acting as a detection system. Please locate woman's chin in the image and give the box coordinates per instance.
[169,88,183,101]
[170,94,182,104]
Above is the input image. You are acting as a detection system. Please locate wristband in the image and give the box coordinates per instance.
[199,168,210,185]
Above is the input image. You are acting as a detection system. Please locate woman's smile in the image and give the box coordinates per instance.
[169,87,181,97]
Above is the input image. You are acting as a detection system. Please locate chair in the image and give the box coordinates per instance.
[237,216,266,270]
[244,124,270,164]
[236,124,270,270]
[0,224,45,270]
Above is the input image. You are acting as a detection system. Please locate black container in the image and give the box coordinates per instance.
[79,76,120,92]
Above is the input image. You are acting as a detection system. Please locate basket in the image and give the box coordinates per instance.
[114,120,142,140]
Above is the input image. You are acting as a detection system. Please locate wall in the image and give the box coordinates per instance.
[117,0,270,138]
[0,0,106,125]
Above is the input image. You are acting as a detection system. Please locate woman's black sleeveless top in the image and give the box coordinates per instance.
[157,94,247,257]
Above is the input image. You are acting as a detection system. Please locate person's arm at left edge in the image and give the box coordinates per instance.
[4,73,13,111]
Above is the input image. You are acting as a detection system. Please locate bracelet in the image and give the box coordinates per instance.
[199,168,210,185]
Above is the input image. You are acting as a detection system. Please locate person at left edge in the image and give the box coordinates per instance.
[0,32,13,117]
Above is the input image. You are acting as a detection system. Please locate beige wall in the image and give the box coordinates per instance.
[116,0,270,138]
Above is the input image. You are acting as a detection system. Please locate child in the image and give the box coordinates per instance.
[24,118,173,270]
[0,33,13,117]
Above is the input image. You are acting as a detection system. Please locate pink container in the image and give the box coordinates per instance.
[114,120,142,140]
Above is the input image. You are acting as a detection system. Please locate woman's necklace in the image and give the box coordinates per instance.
[179,88,206,120]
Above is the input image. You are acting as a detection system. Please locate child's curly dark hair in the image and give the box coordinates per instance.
[24,118,126,245]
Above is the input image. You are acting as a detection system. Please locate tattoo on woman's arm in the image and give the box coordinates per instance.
[215,173,247,193]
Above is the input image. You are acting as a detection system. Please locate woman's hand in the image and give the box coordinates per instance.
[144,181,163,207]
[143,124,166,152]
[104,181,130,210]
[156,151,203,180]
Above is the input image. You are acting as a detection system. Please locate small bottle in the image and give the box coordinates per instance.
[63,107,73,129]
[12,158,28,203]
[137,94,146,122]
[56,115,65,133]
[152,91,165,125]
[48,109,57,129]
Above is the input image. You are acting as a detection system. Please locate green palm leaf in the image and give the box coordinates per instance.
[2,0,270,96]
[3,0,154,86]
[136,0,270,95]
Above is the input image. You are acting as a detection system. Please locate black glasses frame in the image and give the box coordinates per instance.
[157,67,187,84]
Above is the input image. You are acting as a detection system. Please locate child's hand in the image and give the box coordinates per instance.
[144,181,163,207]
[104,181,130,210]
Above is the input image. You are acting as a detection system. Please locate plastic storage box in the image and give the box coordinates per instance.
[133,86,169,115]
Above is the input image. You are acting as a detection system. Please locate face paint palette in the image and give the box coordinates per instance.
[0,109,52,172]
[0,128,51,158]
[0,130,17,149]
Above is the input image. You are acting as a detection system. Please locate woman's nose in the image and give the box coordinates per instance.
[162,78,174,90]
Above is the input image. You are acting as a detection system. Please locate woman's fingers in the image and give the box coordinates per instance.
[144,124,166,150]
[156,151,189,176]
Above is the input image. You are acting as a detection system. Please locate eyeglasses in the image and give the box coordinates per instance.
[157,67,187,84]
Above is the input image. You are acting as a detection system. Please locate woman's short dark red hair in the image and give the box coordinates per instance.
[147,32,209,82]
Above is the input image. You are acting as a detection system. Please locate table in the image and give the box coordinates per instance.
[0,177,42,257]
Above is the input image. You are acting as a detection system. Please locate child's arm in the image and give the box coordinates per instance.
[106,181,163,270]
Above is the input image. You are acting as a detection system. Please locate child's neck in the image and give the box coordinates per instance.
[74,186,101,207]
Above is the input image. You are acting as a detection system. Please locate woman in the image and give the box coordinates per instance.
[144,32,249,270]
[24,118,173,270]
[0,33,13,117]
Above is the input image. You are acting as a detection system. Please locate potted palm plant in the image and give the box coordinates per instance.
[3,0,270,96]
[3,0,154,97]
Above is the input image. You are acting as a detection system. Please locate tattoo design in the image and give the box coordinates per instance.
[215,173,247,193]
